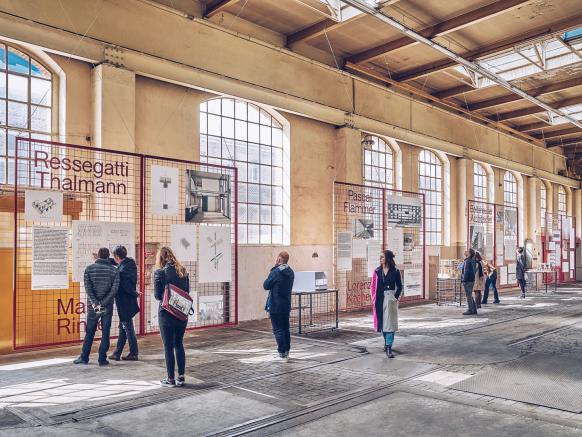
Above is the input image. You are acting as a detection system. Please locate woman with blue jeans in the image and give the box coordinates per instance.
[482,261,500,304]
[370,250,403,358]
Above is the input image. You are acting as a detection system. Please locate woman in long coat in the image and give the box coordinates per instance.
[370,250,403,358]
[473,251,485,309]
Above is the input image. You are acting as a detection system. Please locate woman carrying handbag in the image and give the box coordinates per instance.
[154,247,191,387]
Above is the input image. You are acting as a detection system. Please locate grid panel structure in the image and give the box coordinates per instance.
[558,186,567,216]
[418,150,442,246]
[199,98,287,245]
[143,156,237,333]
[14,138,140,349]
[334,182,425,311]
[289,290,338,334]
[467,201,519,289]
[12,139,238,350]
[560,214,576,284]
[362,135,394,189]
[540,183,547,232]
[1,43,53,185]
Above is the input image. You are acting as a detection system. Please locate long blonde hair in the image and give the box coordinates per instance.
[156,246,187,278]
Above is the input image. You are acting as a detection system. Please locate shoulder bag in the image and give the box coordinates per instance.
[162,283,195,321]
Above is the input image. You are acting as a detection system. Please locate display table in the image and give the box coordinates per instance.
[527,269,558,294]
[290,289,339,334]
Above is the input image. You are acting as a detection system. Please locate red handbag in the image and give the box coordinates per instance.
[162,283,194,321]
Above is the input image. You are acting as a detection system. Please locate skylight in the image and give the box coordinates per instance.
[548,103,582,126]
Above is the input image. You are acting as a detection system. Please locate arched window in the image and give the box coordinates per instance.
[362,135,394,189]
[473,163,488,202]
[418,150,442,245]
[200,98,289,245]
[558,186,566,217]
[540,182,547,229]
[0,43,53,185]
[503,171,517,208]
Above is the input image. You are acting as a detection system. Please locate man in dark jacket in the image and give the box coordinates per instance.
[516,247,527,299]
[74,247,119,366]
[263,251,294,362]
[109,246,140,361]
[461,248,478,316]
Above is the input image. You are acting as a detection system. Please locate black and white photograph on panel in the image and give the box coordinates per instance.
[353,218,374,239]
[185,170,231,224]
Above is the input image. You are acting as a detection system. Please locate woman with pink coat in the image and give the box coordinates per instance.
[370,250,403,358]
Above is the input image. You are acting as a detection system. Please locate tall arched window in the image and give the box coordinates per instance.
[540,182,547,229]
[558,186,566,217]
[200,98,289,245]
[418,150,442,245]
[0,43,53,185]
[503,171,517,208]
[362,135,394,189]
[473,163,488,203]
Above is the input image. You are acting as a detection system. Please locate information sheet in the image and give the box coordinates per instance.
[32,226,69,290]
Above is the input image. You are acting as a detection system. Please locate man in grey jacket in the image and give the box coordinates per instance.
[74,247,120,366]
[461,248,478,316]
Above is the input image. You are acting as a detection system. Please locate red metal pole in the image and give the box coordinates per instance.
[234,165,239,325]
[139,156,146,335]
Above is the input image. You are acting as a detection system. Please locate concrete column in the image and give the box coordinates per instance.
[400,143,419,193]
[92,63,136,152]
[527,177,542,264]
[455,158,474,251]
[575,189,582,240]
[493,168,504,205]
[334,127,361,184]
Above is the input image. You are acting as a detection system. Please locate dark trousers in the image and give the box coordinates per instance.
[270,313,291,355]
[81,305,113,363]
[463,281,477,314]
[482,273,499,303]
[159,310,187,380]
[114,319,138,356]
[518,278,527,295]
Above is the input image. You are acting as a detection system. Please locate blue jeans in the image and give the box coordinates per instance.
[270,313,291,355]
[80,305,113,363]
[482,273,499,303]
[383,332,395,347]
[463,281,477,314]
[114,319,138,356]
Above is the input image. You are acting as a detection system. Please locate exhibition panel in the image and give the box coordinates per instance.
[12,138,238,350]
[467,201,519,288]
[334,181,425,311]
[541,213,576,285]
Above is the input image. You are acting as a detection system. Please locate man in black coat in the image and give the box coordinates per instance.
[263,251,294,362]
[516,247,527,299]
[461,248,478,316]
[109,246,140,361]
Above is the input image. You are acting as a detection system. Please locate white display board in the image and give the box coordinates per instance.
[352,239,367,258]
[151,165,179,215]
[199,226,232,283]
[404,268,422,297]
[171,224,198,262]
[31,226,69,290]
[72,221,135,282]
[367,239,382,277]
[336,231,352,271]
[386,228,404,265]
[25,190,63,222]
[499,266,508,285]
[199,295,224,321]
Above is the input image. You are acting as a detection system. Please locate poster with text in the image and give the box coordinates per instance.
[151,165,179,215]
[337,232,352,271]
[404,268,422,297]
[386,228,404,265]
[367,239,382,277]
[199,295,224,322]
[570,228,576,249]
[171,224,198,262]
[72,221,135,282]
[562,262,569,273]
[385,195,422,228]
[499,266,508,285]
[32,226,69,290]
[507,263,516,283]
[25,189,63,222]
[199,226,232,283]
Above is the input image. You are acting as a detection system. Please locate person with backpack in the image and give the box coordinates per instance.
[473,251,485,309]
[461,248,478,315]
[154,247,190,387]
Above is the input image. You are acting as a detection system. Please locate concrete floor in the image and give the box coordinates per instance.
[1,286,582,436]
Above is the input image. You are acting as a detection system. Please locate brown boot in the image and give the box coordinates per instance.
[474,291,482,308]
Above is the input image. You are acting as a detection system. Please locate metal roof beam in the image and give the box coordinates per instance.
[205,0,243,18]
[492,95,582,121]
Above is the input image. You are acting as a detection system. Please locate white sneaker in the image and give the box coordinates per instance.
[274,353,289,363]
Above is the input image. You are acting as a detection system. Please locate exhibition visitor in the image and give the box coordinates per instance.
[370,250,402,358]
[74,247,120,366]
[516,247,527,298]
[263,251,295,362]
[154,247,190,387]
[481,260,500,304]
[473,251,485,309]
[109,245,140,362]
[461,248,478,316]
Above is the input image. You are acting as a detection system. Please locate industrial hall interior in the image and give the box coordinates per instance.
[2,0,582,435]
